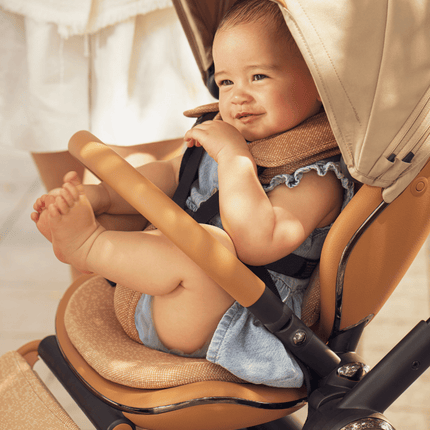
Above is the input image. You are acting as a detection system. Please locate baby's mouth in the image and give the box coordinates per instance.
[235,112,263,122]
[235,112,254,119]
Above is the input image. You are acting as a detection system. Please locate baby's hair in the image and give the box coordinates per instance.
[217,0,294,47]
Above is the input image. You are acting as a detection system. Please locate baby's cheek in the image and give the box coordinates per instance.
[218,100,231,122]
[272,100,303,131]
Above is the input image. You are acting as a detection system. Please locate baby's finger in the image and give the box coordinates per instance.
[185,138,201,148]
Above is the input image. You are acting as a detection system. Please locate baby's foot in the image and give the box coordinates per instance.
[31,178,79,242]
[48,174,105,273]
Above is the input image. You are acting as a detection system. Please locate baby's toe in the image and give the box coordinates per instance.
[34,195,47,211]
[62,182,79,202]
[61,185,77,206]
[64,171,82,187]
[30,212,40,222]
[55,196,71,215]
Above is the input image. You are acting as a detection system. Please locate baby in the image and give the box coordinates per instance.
[32,0,350,387]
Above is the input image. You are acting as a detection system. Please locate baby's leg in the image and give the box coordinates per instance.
[149,225,237,354]
[46,175,236,353]
[85,222,237,354]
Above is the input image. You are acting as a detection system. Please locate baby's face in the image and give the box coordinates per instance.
[213,20,321,141]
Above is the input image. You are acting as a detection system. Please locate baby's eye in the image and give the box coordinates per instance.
[218,79,233,87]
[253,74,268,81]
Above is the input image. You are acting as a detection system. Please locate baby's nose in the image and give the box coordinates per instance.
[232,89,252,104]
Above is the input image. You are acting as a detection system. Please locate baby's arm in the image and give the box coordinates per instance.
[184,121,343,266]
[218,155,343,266]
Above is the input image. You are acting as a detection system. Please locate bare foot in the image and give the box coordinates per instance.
[31,172,92,243]
[48,173,105,273]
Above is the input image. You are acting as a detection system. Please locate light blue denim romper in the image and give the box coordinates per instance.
[135,151,354,388]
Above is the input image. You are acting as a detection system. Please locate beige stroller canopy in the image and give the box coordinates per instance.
[172,0,430,202]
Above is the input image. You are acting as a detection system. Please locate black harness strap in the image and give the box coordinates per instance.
[265,254,319,280]
[173,145,205,211]
[172,110,218,211]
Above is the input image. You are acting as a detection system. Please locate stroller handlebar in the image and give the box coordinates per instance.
[68,131,266,308]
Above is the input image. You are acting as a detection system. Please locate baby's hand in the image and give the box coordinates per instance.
[184,120,248,162]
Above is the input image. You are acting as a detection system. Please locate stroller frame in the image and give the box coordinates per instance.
[8,132,429,430]
[2,0,430,427]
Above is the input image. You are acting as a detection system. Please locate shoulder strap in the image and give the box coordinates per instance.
[172,111,219,209]
[172,146,204,210]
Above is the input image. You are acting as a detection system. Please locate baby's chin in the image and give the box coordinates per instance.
[222,118,286,142]
[242,129,284,142]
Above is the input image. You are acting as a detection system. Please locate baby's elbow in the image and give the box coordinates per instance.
[236,251,269,267]
[234,231,305,267]
[234,242,279,267]
[232,235,267,266]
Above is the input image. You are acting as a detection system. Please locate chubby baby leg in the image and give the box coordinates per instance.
[151,225,237,355]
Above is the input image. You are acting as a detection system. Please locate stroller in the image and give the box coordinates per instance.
[1,0,430,428]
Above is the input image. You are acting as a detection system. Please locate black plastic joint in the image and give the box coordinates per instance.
[247,287,340,378]
[247,286,292,332]
[275,314,341,378]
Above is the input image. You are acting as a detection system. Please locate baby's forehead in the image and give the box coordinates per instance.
[214,18,296,53]
[213,23,298,70]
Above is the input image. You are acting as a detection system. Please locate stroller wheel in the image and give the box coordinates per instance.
[340,417,395,430]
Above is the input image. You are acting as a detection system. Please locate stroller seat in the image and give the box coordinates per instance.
[62,276,244,389]
[2,0,430,427]
[56,132,430,429]
[54,274,307,430]
[43,132,430,429]
[1,134,429,429]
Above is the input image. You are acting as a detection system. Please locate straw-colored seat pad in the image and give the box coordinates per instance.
[64,276,243,389]
[0,351,79,429]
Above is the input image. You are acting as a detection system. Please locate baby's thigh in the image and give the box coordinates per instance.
[151,224,236,354]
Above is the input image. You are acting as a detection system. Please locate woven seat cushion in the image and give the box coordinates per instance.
[64,276,243,389]
[0,351,79,429]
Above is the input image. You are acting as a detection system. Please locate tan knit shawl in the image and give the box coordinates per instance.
[184,102,340,184]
